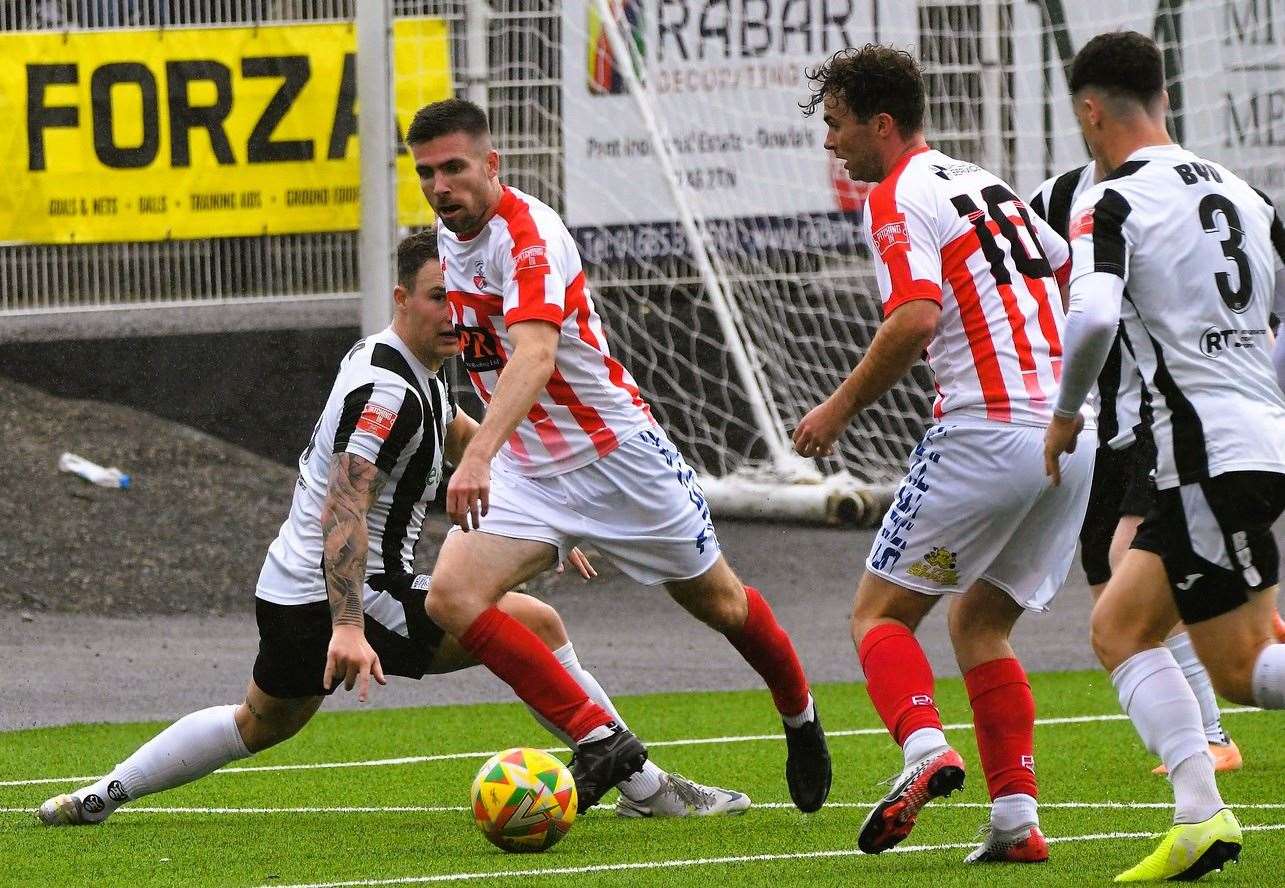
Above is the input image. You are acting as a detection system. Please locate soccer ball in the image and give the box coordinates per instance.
[469,747,578,852]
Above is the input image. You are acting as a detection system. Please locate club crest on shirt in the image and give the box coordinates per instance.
[472,258,488,291]
[872,220,910,257]
[907,546,959,586]
[1069,208,1094,240]
[356,403,397,441]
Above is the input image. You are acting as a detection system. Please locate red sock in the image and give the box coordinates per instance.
[857,622,942,744]
[727,587,810,717]
[460,607,613,742]
[965,657,1038,800]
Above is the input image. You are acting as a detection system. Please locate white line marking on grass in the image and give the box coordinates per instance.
[255,823,1285,888]
[7,801,1285,816]
[0,707,1260,788]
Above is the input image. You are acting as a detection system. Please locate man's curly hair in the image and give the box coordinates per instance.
[1069,31,1165,106]
[800,44,925,135]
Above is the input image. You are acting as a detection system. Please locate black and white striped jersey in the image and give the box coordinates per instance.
[257,327,456,607]
[1065,144,1285,489]
[1031,163,1149,450]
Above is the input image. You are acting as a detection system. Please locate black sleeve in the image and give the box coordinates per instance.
[1090,188,1133,278]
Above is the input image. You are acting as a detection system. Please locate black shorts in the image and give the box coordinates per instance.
[1079,434,1158,585]
[253,580,447,699]
[1131,471,1285,624]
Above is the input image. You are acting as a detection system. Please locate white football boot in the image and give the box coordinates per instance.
[615,774,750,817]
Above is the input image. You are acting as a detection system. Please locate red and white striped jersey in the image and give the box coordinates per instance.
[439,185,653,477]
[864,146,1072,426]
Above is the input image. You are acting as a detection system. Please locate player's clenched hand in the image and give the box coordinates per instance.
[446,455,491,532]
[793,398,850,458]
[1043,413,1085,487]
[323,625,386,703]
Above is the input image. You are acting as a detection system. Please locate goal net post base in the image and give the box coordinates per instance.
[700,469,895,528]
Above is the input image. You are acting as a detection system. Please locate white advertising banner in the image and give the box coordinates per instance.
[561,0,871,249]
[561,1,1285,253]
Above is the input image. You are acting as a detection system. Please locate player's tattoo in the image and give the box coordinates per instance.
[321,453,390,629]
[244,699,267,721]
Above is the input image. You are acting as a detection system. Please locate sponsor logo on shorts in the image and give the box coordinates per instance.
[356,403,397,441]
[906,546,960,586]
[106,780,129,803]
[1175,572,1202,591]
[81,794,105,814]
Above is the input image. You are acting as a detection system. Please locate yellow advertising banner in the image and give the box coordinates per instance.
[0,19,451,243]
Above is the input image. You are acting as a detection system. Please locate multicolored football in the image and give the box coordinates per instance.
[469,747,578,852]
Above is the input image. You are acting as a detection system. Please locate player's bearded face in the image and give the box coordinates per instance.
[823,93,881,183]
[411,133,500,236]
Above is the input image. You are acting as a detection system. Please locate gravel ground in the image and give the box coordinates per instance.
[0,377,293,616]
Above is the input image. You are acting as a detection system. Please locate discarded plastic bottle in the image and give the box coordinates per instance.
[58,452,131,489]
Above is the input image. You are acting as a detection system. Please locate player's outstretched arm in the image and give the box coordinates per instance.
[447,320,559,531]
[793,299,939,458]
[320,452,391,701]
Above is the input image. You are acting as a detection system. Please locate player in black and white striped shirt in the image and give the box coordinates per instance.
[1030,164,1244,775]
[39,232,748,827]
[1043,32,1285,882]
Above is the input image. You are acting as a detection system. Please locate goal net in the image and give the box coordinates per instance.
[401,1,1283,523]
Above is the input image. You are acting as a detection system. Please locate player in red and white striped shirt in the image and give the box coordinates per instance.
[405,99,830,815]
[793,45,1095,863]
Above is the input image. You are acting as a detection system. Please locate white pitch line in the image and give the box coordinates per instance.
[257,823,1285,888]
[7,801,1285,816]
[0,706,1260,789]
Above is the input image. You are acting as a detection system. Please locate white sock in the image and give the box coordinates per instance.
[1112,648,1213,816]
[991,792,1039,832]
[1170,753,1225,824]
[74,704,250,822]
[902,726,949,770]
[1166,632,1227,743]
[1251,643,1285,709]
[529,643,663,800]
[782,694,815,729]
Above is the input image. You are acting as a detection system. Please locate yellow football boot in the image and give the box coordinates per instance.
[1115,808,1242,882]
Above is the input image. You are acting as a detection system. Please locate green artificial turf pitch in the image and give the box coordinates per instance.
[2,671,1281,887]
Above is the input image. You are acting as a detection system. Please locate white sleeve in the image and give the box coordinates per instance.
[1054,272,1124,418]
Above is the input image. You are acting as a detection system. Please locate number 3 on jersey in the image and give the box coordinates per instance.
[1197,193,1252,313]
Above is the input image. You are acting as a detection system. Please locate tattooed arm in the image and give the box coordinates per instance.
[319,452,390,701]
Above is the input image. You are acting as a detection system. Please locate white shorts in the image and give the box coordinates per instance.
[866,418,1095,612]
[460,428,721,586]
